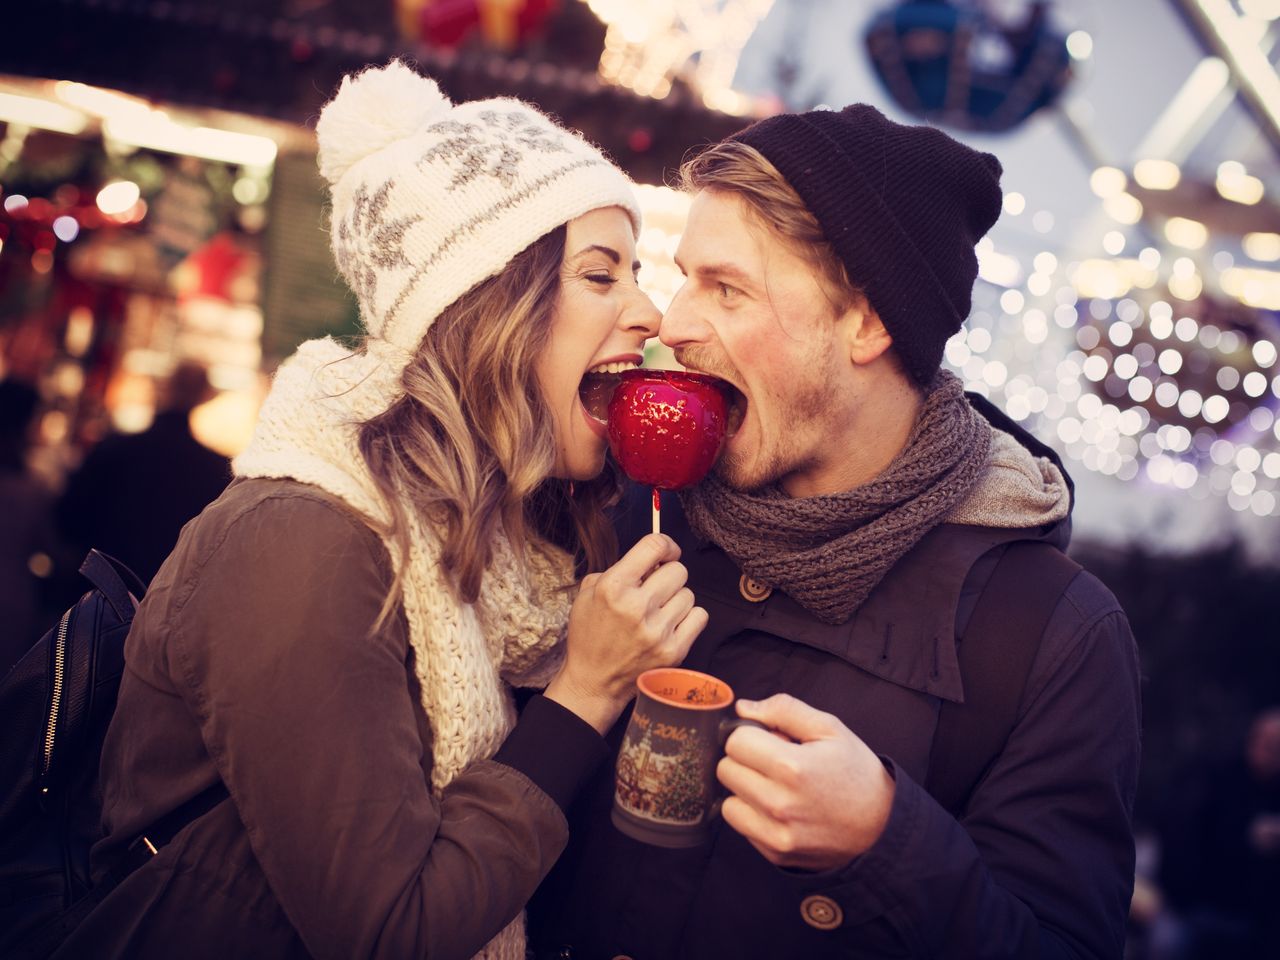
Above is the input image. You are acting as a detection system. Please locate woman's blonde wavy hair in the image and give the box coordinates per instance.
[357,225,620,623]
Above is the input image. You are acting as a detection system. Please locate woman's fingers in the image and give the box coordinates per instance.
[656,586,695,633]
[667,603,708,660]
[636,560,689,609]
[607,534,680,586]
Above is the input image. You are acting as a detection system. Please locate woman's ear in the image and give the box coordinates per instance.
[841,298,893,366]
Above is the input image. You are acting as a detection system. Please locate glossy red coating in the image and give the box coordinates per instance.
[607,369,729,490]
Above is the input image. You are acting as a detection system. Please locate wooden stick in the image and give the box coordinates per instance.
[652,487,661,537]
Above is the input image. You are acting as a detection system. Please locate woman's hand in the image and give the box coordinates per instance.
[544,534,708,733]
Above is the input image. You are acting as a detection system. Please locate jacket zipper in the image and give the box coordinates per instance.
[41,608,71,792]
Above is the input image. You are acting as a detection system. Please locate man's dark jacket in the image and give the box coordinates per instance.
[532,412,1141,960]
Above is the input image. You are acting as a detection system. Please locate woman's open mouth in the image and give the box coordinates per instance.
[578,364,747,436]
[579,360,640,423]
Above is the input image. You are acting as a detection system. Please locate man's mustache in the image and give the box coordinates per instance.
[672,346,741,386]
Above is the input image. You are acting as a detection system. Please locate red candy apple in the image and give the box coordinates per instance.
[607,369,729,490]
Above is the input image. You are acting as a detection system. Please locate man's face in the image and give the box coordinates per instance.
[659,189,855,496]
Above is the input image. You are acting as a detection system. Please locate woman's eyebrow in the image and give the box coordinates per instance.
[569,244,641,273]
[570,244,621,264]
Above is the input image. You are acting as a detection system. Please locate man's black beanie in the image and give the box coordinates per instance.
[732,104,1004,386]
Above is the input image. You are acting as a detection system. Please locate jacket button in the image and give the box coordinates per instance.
[739,574,772,602]
[800,893,843,930]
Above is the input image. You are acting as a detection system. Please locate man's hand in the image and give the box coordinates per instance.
[717,694,895,872]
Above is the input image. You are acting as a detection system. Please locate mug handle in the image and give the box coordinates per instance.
[718,715,766,747]
[710,716,768,821]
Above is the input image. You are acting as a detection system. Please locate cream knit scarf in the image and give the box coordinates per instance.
[234,337,575,960]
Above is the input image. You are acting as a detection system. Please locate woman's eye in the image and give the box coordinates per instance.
[586,273,618,286]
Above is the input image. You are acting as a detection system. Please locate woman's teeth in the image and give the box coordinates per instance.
[586,361,640,375]
[579,361,640,421]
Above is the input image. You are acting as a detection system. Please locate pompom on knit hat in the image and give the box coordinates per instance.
[315,59,642,355]
[731,104,1003,385]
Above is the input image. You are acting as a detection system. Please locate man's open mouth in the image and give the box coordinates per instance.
[578,364,747,437]
[720,381,747,436]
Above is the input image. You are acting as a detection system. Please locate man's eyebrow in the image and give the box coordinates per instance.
[675,258,756,287]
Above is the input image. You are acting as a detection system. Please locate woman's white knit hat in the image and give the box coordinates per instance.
[315,60,642,354]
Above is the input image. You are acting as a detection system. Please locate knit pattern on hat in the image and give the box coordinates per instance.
[234,338,575,960]
[733,104,1003,384]
[316,60,642,356]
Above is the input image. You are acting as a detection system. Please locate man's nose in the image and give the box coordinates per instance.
[658,282,704,350]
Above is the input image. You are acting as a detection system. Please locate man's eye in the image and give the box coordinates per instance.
[717,282,739,300]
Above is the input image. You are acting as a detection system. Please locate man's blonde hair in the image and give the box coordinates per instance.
[679,140,863,314]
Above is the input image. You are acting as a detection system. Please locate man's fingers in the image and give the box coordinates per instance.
[609,533,681,584]
[717,756,791,822]
[722,723,805,784]
[719,795,787,865]
[736,693,844,744]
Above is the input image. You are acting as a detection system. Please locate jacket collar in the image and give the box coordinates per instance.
[678,509,1045,703]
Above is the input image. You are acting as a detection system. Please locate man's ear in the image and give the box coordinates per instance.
[842,298,893,366]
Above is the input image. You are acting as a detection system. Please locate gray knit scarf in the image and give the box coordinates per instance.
[680,371,991,625]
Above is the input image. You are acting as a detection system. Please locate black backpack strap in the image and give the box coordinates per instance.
[121,781,230,863]
[9,782,228,960]
[78,550,147,621]
[925,540,1082,815]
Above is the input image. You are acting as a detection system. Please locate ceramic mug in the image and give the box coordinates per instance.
[611,667,761,848]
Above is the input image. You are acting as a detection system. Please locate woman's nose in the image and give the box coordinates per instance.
[624,287,661,338]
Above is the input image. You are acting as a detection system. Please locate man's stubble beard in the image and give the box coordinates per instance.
[700,348,837,495]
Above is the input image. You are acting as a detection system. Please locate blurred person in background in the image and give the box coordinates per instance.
[1157,706,1280,959]
[47,60,704,960]
[56,359,230,585]
[0,377,57,674]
